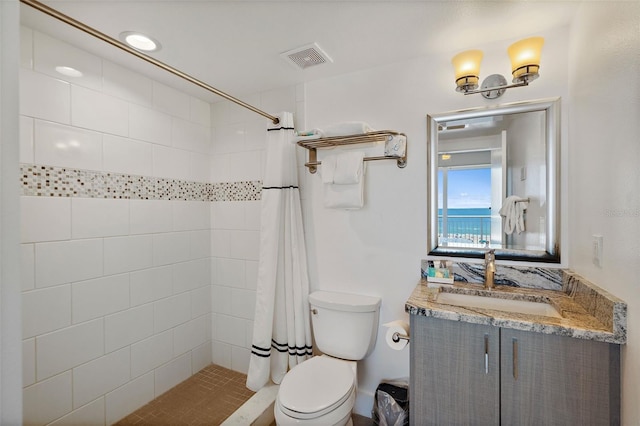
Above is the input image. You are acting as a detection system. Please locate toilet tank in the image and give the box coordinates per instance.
[309,291,381,361]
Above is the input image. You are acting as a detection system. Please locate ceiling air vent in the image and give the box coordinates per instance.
[281,43,333,70]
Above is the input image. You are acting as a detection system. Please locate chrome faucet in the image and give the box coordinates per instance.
[484,249,496,290]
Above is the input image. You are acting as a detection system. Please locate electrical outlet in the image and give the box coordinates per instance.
[592,235,603,267]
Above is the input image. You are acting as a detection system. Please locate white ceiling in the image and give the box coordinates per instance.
[21,1,581,104]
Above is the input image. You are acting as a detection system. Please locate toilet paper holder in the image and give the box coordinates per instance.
[392,332,410,343]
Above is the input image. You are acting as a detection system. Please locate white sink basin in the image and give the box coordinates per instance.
[437,292,562,318]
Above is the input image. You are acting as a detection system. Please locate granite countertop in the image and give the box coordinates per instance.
[405,275,627,344]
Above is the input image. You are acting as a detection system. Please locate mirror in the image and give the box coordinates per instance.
[427,98,560,262]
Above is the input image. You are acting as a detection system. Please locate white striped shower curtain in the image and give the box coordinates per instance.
[246,112,313,391]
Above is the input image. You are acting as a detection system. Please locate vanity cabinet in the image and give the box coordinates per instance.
[410,315,620,426]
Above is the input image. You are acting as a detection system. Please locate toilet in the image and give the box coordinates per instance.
[274,290,381,425]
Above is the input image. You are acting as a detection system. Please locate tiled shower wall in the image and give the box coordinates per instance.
[20,27,215,425]
[20,25,299,425]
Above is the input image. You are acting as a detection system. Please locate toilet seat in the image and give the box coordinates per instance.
[277,356,355,420]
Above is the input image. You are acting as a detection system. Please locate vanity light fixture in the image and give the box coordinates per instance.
[452,37,544,99]
[119,31,161,52]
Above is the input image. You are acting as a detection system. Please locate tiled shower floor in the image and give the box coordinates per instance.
[115,364,255,425]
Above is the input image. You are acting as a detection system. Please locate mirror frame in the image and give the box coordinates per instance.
[427,97,561,263]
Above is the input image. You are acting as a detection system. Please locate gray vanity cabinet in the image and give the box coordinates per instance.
[410,315,500,425]
[500,328,620,426]
[410,316,620,426]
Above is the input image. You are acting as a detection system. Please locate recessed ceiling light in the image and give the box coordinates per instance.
[55,66,83,77]
[119,31,161,52]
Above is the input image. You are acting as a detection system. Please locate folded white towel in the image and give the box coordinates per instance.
[499,196,529,235]
[323,151,365,209]
[292,128,325,143]
[323,121,374,137]
[320,154,337,184]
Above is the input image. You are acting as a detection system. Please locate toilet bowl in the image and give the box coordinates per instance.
[274,291,381,426]
[274,356,356,425]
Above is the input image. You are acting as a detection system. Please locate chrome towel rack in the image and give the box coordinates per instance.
[297,130,407,174]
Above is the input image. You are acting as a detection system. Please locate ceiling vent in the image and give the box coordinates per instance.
[281,43,333,70]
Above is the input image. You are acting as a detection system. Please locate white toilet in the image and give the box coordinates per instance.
[274,290,381,425]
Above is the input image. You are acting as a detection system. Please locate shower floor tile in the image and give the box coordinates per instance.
[115,364,255,426]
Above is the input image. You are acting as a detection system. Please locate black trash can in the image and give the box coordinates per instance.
[372,379,409,426]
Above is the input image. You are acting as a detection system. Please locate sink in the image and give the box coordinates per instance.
[437,292,562,318]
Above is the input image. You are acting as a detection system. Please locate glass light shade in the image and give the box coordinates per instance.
[451,50,483,91]
[507,37,544,82]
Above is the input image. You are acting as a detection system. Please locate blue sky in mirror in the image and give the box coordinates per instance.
[438,168,492,210]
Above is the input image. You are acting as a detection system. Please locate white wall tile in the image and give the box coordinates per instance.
[211,95,261,126]
[20,196,71,244]
[23,285,71,338]
[130,266,173,307]
[33,31,102,91]
[191,286,211,318]
[260,86,296,115]
[226,150,263,182]
[36,319,104,380]
[128,104,172,146]
[23,371,72,426]
[20,69,71,124]
[172,118,210,154]
[212,285,232,316]
[173,315,210,356]
[212,201,245,230]
[103,61,153,107]
[152,145,190,180]
[105,372,154,425]
[210,230,231,258]
[23,338,36,387]
[231,288,256,320]
[245,260,259,291]
[153,82,190,120]
[154,292,191,333]
[21,244,35,291]
[153,232,190,266]
[173,201,209,231]
[189,230,211,260]
[245,319,254,350]
[210,154,230,183]
[231,346,251,374]
[211,339,231,369]
[49,398,105,426]
[214,314,246,347]
[35,239,103,288]
[104,235,153,275]
[130,199,173,235]
[73,347,130,408]
[103,134,153,176]
[34,119,103,171]
[105,304,154,353]
[244,119,268,151]
[189,152,211,183]
[215,258,245,288]
[173,259,210,294]
[190,97,211,127]
[72,274,129,323]
[212,123,245,154]
[191,341,212,374]
[72,198,129,239]
[230,230,260,260]
[130,331,173,378]
[71,86,128,136]
[21,26,33,69]
[154,353,192,397]
[244,201,261,231]
[20,116,34,163]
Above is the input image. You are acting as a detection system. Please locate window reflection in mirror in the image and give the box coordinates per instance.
[427,98,560,263]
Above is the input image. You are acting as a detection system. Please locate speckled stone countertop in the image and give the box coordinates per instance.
[405,272,627,344]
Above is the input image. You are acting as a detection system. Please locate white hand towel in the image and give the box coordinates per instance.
[321,154,337,184]
[323,151,365,209]
[499,196,528,235]
[323,121,374,137]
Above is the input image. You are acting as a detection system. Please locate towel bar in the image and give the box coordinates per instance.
[297,130,407,174]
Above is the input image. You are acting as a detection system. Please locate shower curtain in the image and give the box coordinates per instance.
[246,112,313,391]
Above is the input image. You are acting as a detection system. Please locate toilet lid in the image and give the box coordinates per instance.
[278,356,355,419]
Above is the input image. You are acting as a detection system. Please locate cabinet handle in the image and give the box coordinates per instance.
[512,338,519,380]
[484,334,489,374]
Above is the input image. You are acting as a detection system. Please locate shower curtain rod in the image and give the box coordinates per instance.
[20,0,280,125]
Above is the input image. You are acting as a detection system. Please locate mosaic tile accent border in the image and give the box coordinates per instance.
[20,164,262,202]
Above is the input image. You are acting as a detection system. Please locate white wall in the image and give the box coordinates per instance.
[20,27,213,425]
[568,3,640,424]
[303,27,571,415]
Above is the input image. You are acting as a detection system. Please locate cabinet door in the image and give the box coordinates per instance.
[501,328,620,426]
[410,316,500,426]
